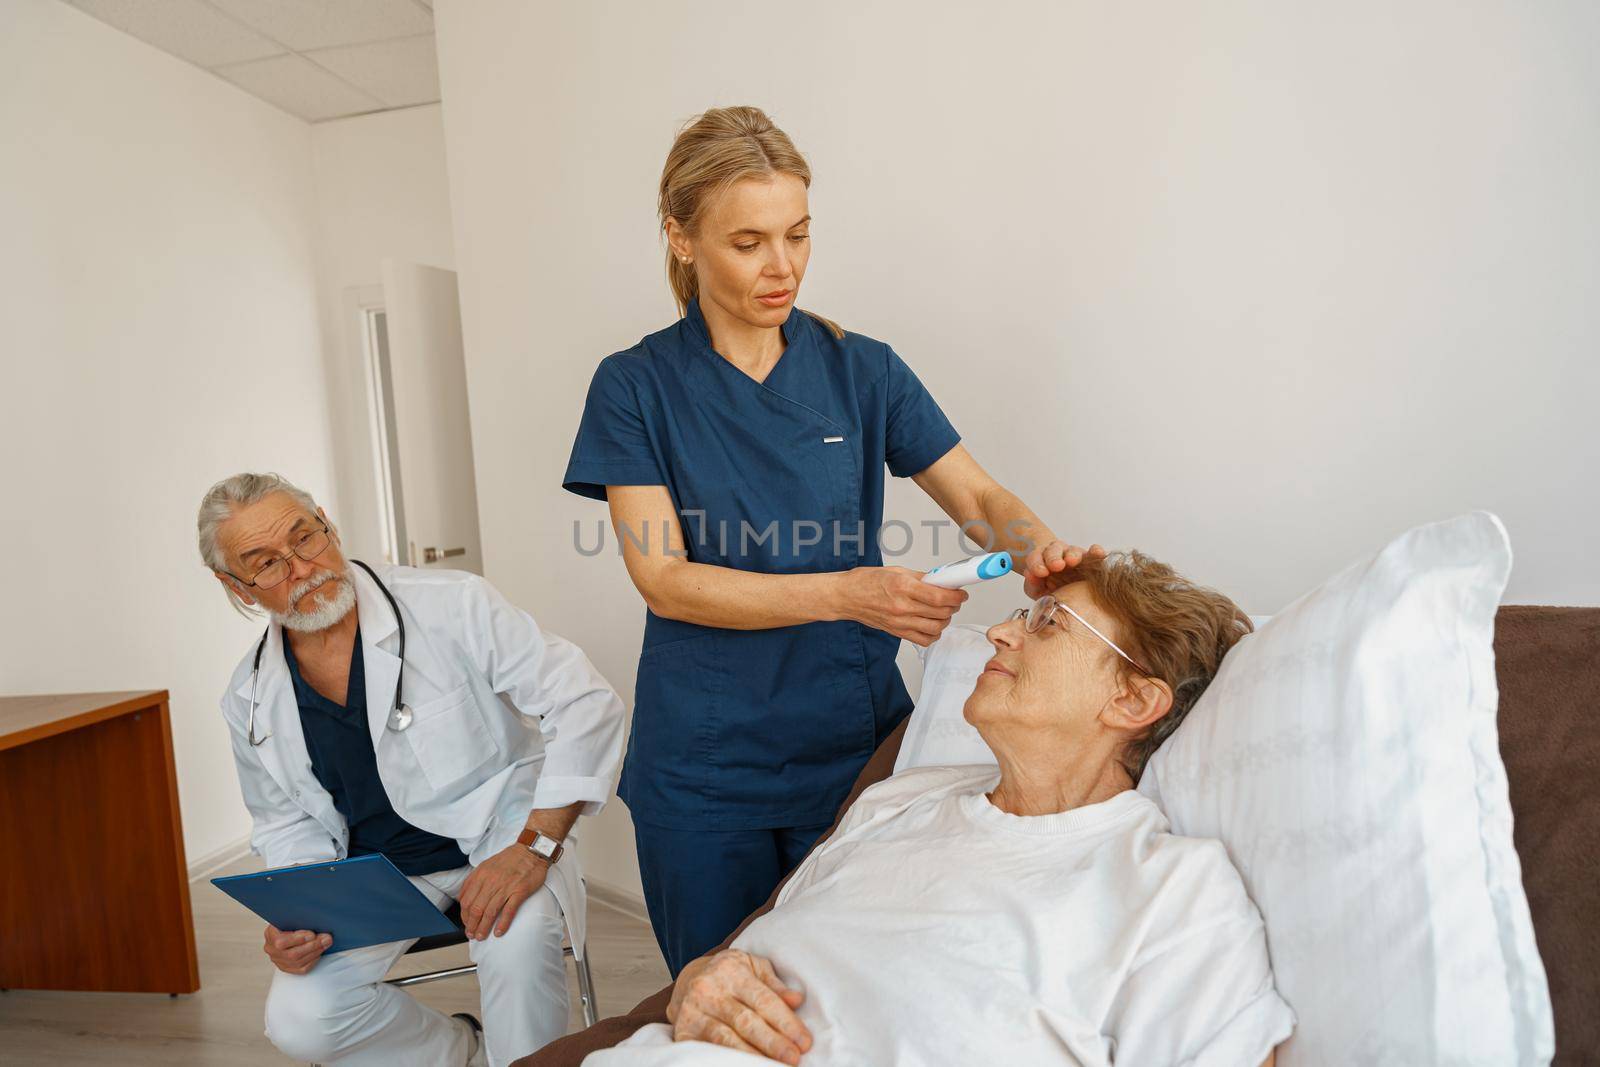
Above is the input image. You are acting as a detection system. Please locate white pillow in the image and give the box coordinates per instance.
[893,623,995,774]
[1139,512,1552,1066]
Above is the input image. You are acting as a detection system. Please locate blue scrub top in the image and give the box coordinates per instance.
[563,298,961,831]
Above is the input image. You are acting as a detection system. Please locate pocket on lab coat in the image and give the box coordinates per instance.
[405,682,500,790]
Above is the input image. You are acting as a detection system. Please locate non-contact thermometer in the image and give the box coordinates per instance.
[922,551,1013,589]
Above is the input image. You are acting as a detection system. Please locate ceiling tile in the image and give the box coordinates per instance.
[65,0,284,67]
[214,53,383,122]
[304,34,439,108]
[205,0,434,52]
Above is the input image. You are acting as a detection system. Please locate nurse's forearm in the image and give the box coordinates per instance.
[962,482,1107,594]
[644,560,849,630]
[611,485,850,630]
[972,483,1060,564]
[911,447,1060,565]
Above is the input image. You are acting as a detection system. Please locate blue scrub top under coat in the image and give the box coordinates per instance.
[283,626,468,876]
[563,298,961,831]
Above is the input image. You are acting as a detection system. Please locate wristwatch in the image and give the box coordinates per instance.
[517,828,564,865]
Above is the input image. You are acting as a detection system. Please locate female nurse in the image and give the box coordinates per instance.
[562,106,1103,976]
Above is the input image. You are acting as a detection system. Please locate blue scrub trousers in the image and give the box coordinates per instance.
[634,820,833,977]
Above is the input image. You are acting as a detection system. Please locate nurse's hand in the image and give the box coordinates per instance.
[1020,540,1107,600]
[668,948,812,1064]
[835,566,968,647]
[264,924,331,975]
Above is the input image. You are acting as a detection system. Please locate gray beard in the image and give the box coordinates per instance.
[271,568,357,633]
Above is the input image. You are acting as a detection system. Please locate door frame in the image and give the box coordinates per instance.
[343,284,408,566]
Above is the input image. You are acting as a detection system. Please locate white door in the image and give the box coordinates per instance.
[379,259,484,576]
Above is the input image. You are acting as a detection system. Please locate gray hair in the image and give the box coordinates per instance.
[197,472,321,618]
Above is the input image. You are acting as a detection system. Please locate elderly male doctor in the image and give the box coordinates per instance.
[200,473,626,1067]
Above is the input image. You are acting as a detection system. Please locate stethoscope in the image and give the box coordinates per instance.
[245,559,413,746]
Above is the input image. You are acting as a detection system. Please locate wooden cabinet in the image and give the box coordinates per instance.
[0,691,200,994]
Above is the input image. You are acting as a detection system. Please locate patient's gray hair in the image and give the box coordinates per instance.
[197,472,320,618]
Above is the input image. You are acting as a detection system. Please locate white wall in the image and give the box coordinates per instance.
[436,0,1599,896]
[309,104,457,563]
[0,0,340,864]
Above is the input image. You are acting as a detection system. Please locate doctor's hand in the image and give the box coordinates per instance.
[668,948,812,1065]
[457,845,549,940]
[1020,540,1107,600]
[263,924,332,975]
[834,566,968,647]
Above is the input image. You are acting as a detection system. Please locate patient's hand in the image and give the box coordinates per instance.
[666,948,813,1064]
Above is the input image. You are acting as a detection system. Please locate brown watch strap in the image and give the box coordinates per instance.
[517,827,562,863]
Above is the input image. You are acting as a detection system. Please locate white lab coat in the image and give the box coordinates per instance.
[219,562,626,958]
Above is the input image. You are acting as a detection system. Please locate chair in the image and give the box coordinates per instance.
[385,899,600,1029]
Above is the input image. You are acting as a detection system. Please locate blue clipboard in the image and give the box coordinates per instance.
[211,854,458,954]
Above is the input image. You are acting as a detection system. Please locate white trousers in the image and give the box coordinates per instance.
[263,864,569,1067]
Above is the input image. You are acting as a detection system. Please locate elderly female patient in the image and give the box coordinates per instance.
[586,552,1294,1066]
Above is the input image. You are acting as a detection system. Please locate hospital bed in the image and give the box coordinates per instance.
[515,605,1600,1066]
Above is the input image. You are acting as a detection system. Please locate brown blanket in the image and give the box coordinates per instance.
[517,605,1600,1066]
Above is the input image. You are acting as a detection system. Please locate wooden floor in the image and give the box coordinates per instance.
[0,854,671,1064]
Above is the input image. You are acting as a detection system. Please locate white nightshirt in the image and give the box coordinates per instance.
[585,765,1293,1066]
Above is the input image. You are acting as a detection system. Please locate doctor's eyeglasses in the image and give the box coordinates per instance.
[1010,595,1152,676]
[225,519,333,589]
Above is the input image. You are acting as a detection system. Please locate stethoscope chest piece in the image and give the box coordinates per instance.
[387,702,414,732]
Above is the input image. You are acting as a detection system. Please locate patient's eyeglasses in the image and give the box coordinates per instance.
[1010,595,1152,676]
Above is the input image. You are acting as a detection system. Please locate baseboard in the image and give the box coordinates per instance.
[187,835,253,882]
[585,878,650,925]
